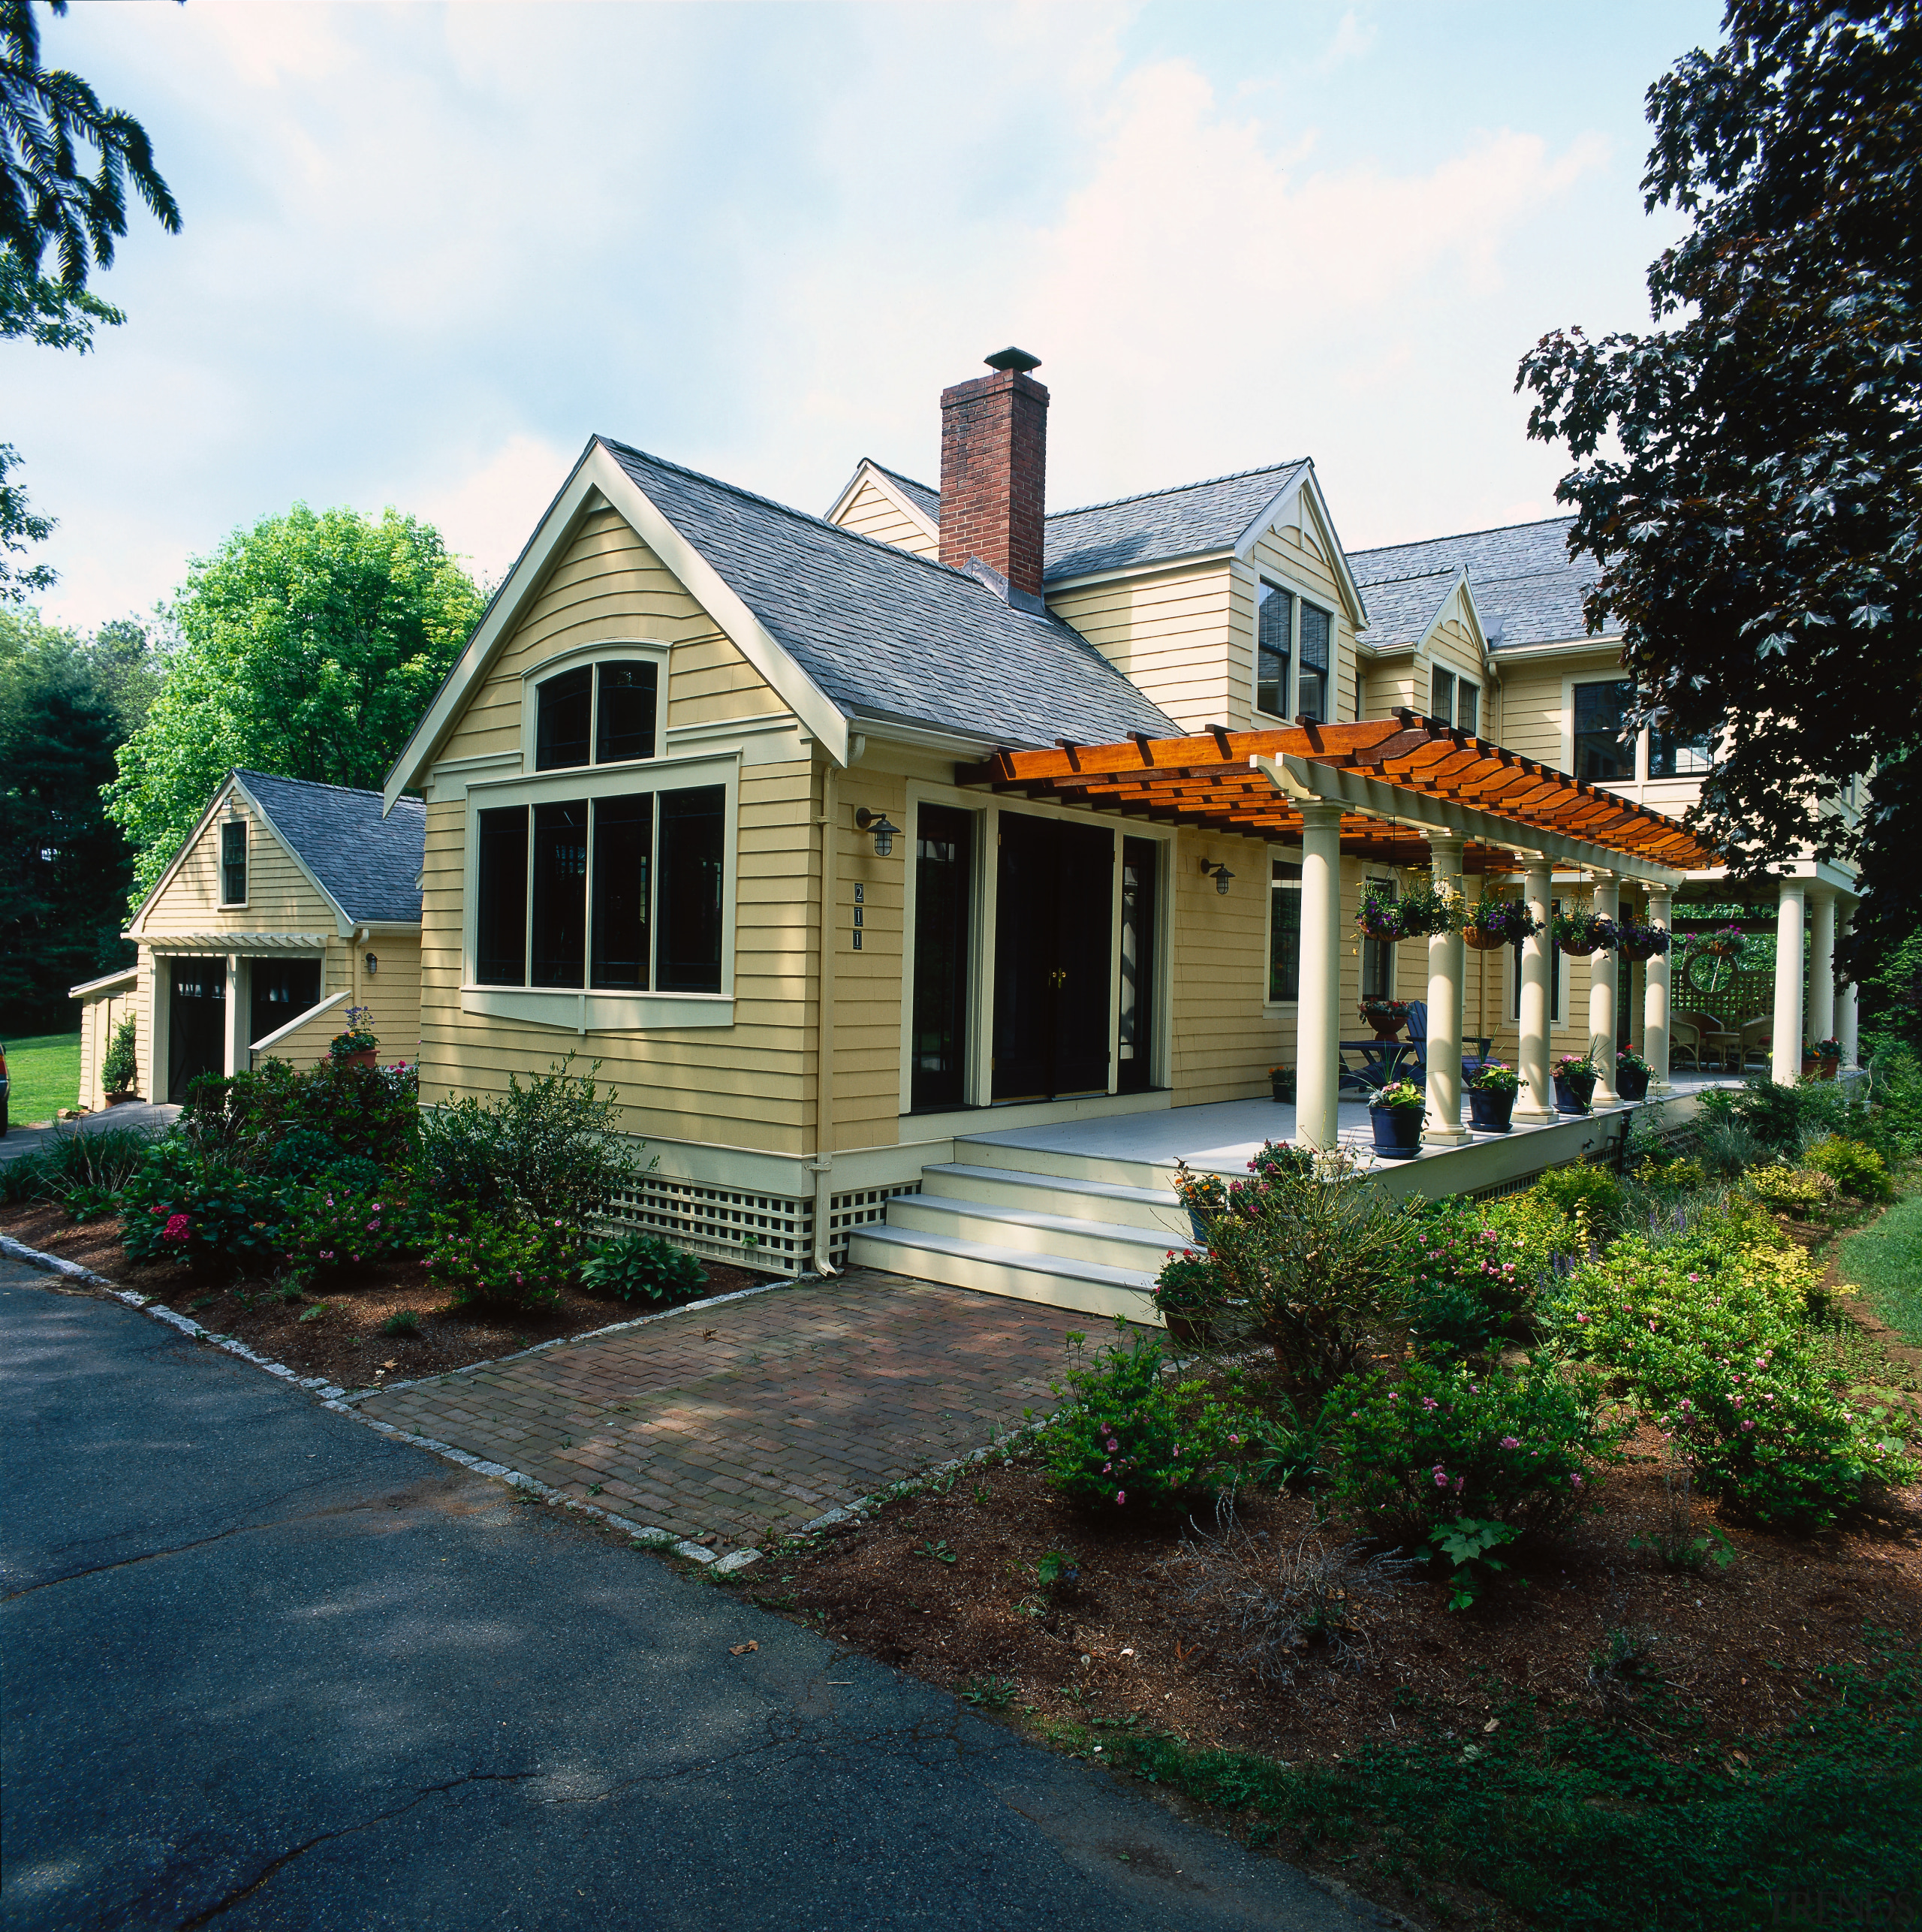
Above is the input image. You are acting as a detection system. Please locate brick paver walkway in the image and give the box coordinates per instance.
[352,1271,1087,1550]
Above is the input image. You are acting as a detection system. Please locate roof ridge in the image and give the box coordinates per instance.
[236,769,426,816]
[1050,459,1306,522]
[1352,564,1463,589]
[1350,513,1577,558]
[867,459,938,501]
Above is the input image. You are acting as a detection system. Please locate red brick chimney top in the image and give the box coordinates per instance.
[939,349,1048,602]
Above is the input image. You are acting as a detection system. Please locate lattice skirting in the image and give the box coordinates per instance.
[605,1173,920,1274]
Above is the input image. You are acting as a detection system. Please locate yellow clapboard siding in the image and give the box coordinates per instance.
[829,474,938,558]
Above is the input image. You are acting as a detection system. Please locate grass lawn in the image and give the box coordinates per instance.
[2,1031,81,1130]
[1840,1177,1922,1345]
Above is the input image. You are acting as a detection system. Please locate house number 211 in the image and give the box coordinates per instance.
[852,882,863,950]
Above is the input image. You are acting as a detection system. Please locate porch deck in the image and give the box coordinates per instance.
[848,1075,1740,1322]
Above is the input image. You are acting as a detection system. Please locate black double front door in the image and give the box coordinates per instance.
[167,957,226,1102]
[991,812,1114,1101]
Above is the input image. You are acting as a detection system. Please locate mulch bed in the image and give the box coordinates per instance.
[1,1201,774,1389]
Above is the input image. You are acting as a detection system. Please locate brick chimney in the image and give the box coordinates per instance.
[938,347,1048,603]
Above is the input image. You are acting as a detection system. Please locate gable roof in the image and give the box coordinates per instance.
[869,460,940,524]
[1348,566,1462,651]
[1043,460,1312,581]
[235,772,425,924]
[602,440,1176,749]
[1348,517,1606,650]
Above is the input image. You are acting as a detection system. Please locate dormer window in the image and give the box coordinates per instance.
[1255,584,1332,723]
[1297,603,1329,723]
[1429,667,1479,734]
[535,659,658,771]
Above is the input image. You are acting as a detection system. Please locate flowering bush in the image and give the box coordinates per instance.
[1556,1217,1916,1530]
[1153,1249,1222,1322]
[1393,1197,1533,1355]
[1616,1044,1652,1076]
[1326,1357,1616,1542]
[282,1184,430,1287]
[1745,1165,1839,1218]
[1044,1321,1255,1513]
[423,1216,577,1310]
[119,1141,287,1275]
[176,1057,420,1171]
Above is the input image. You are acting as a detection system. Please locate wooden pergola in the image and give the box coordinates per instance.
[955,711,1717,882]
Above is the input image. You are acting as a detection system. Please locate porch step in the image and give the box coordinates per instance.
[950,1132,1176,1192]
[846,1223,1157,1324]
[920,1162,1187,1234]
[887,1191,1182,1273]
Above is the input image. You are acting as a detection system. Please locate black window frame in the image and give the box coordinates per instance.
[1297,601,1330,724]
[1572,678,1637,783]
[1255,581,1294,719]
[1456,680,1479,736]
[534,656,663,773]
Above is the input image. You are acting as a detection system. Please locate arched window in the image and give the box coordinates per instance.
[535,659,659,771]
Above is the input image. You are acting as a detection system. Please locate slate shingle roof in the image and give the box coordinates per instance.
[1348,568,1460,650]
[1348,517,1607,650]
[236,770,425,924]
[868,461,940,525]
[602,439,1176,750]
[1043,461,1309,582]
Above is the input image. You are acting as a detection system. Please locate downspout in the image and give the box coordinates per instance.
[809,759,839,1275]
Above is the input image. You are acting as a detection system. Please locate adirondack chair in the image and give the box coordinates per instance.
[1402,1002,1494,1085]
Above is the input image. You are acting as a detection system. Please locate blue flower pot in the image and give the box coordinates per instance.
[1468,1088,1515,1132]
[1555,1072,1597,1116]
[1370,1106,1423,1158]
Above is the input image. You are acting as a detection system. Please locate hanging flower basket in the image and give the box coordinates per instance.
[1462,899,1540,952]
[1552,909,1621,957]
[1686,923,1747,962]
[1355,888,1409,943]
[1396,881,1462,939]
[1358,996,1411,1040]
[1614,916,1672,963]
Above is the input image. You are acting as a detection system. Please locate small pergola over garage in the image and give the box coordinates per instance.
[956,713,1719,1149]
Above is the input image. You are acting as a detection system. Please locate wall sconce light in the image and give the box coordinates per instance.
[855,808,899,858]
[1202,859,1235,897]
[363,952,379,976]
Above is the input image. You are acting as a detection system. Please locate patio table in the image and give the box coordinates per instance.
[1337,1039,1419,1092]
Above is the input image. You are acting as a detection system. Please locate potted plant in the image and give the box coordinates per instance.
[1268,1064,1296,1102]
[1553,1052,1598,1114]
[1368,1079,1426,1157]
[1396,879,1462,939]
[100,1015,139,1103]
[328,1005,380,1069]
[1552,908,1622,957]
[1614,1044,1652,1100]
[1809,1036,1843,1080]
[1686,921,1747,961]
[1354,885,1409,945]
[1462,898,1540,952]
[1613,915,1672,963]
[1465,1059,1519,1131]
[1153,1249,1221,1344]
[1358,996,1411,1040]
[1170,1162,1228,1245]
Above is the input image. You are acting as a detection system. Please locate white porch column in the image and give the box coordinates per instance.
[1807,889,1836,1046]
[1645,884,1673,1093]
[1294,803,1345,1150]
[1586,871,1621,1106]
[1516,856,1556,1123]
[1422,833,1470,1144]
[1838,906,1860,1066]
[223,954,246,1078]
[1771,876,1807,1082]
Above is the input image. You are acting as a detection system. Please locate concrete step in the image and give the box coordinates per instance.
[920,1162,1190,1235]
[847,1223,1159,1324]
[887,1191,1183,1273]
[950,1133,1176,1190]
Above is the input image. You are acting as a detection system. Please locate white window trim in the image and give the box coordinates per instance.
[218,818,249,911]
[1261,841,1303,1017]
[520,638,673,774]
[459,746,739,1033]
[1252,574,1335,725]
[1562,674,1715,791]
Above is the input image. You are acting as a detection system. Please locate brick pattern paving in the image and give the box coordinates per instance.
[354,1272,1087,1549]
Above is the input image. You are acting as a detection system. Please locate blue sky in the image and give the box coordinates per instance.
[11,0,1725,633]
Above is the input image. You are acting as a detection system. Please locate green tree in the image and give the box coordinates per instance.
[1516,2,1920,927]
[0,604,149,1029]
[104,505,484,903]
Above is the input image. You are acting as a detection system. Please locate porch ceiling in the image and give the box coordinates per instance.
[953,712,1717,884]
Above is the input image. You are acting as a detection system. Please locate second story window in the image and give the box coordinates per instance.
[1457,681,1479,735]
[1257,583,1293,718]
[220,820,247,905]
[1649,711,1711,776]
[1573,679,1636,782]
[1298,603,1330,723]
[1429,668,1481,734]
[535,659,660,772]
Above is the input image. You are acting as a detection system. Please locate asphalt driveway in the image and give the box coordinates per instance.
[0,1259,1381,1932]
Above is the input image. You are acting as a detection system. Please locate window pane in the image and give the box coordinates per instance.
[1298,604,1330,722]
[1429,665,1454,725]
[657,785,725,993]
[1269,860,1301,1002]
[590,794,652,990]
[531,800,589,987]
[221,821,246,903]
[1573,679,1635,781]
[535,666,592,770]
[475,807,529,985]
[1256,583,1292,717]
[1362,876,1396,998]
[1457,682,1479,736]
[912,804,973,1109]
[596,661,658,764]
[1649,716,1711,776]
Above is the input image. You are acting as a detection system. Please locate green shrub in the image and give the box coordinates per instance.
[1045,1321,1255,1514]
[100,1015,137,1096]
[1152,1249,1223,1325]
[1696,1075,1854,1159]
[282,1183,431,1287]
[262,1128,351,1184]
[579,1231,706,1304]
[1393,1196,1533,1356]
[1325,1358,1615,1543]
[1806,1135,1893,1202]
[1746,1165,1841,1218]
[120,1141,287,1276]
[176,1059,419,1171]
[1530,1162,1625,1222]
[423,1216,575,1310]
[414,1059,644,1231]
[0,1124,158,1205]
[1480,1187,1589,1285]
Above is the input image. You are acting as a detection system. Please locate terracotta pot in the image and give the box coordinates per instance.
[1818,1056,1839,1081]
[105,1090,139,1106]
[1463,928,1508,951]
[1370,1106,1423,1158]
[336,1047,378,1070]
[1468,1087,1515,1132]
[1801,1056,1817,1078]
[1162,1310,1216,1346]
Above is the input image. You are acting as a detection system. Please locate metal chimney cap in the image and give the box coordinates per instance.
[984,346,1041,373]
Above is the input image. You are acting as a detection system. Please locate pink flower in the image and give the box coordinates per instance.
[1432,1466,1449,1488]
[1741,1419,1755,1432]
[161,1213,191,1244]
[1106,1439,1119,1453]
[1501,1436,1520,1450]
[1102,1463,1112,1474]
[1115,1490,1126,1505]
[1228,1433,1241,1445]
[1571,1472,1584,1487]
